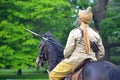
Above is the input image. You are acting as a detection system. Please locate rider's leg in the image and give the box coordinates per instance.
[49,61,77,80]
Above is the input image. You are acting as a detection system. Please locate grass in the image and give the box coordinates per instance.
[0,68,48,80]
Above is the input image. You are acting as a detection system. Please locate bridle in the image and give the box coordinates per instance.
[38,55,56,63]
[38,40,57,67]
[37,34,64,72]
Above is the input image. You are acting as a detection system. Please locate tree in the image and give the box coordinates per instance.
[0,0,39,69]
[92,0,120,64]
[0,20,39,69]
[92,0,108,30]
[101,0,120,64]
[0,0,74,69]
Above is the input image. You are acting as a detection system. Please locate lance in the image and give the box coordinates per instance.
[24,28,64,49]
[24,28,48,40]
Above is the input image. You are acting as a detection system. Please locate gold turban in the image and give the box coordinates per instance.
[78,7,93,54]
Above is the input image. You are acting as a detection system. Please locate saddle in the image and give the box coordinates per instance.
[64,58,92,80]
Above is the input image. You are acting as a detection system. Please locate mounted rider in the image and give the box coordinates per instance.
[49,7,105,80]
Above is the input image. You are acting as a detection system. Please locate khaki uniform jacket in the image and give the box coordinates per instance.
[62,26,105,66]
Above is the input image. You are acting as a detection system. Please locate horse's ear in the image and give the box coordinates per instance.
[45,31,52,35]
[45,31,53,37]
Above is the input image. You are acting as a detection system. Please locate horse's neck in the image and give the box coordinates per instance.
[48,44,64,71]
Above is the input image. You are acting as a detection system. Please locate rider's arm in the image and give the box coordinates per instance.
[97,37,105,60]
[63,30,76,58]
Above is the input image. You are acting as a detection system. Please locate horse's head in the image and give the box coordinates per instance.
[36,40,48,67]
[36,32,64,71]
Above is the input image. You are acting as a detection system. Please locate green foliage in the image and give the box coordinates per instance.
[0,0,75,69]
[0,68,48,79]
[101,0,120,63]
[0,20,39,69]
[70,0,90,8]
[29,0,74,45]
[110,56,120,65]
[110,47,120,65]
[78,0,89,8]
[0,0,95,69]
[100,18,117,43]
[0,45,14,68]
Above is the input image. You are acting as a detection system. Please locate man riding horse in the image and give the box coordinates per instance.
[49,7,105,80]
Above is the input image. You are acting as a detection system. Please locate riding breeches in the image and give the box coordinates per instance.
[49,61,77,80]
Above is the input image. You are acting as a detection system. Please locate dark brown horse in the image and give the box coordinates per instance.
[36,32,120,80]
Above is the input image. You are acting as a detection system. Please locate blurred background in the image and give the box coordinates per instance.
[0,0,120,79]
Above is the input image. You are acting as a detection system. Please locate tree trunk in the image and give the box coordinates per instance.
[17,68,22,76]
[92,0,108,31]
[92,0,109,60]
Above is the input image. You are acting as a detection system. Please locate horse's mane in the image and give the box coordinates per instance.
[43,32,64,58]
[46,32,63,51]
